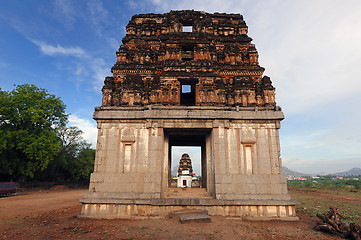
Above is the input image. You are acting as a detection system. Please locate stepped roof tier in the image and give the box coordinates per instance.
[178,153,193,175]
[101,10,276,108]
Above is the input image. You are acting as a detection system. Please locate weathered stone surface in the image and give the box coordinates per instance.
[101,10,276,108]
[80,10,297,221]
[93,106,284,120]
[179,214,212,223]
[169,209,208,218]
[79,203,298,220]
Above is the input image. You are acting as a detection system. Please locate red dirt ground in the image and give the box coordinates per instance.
[0,189,344,239]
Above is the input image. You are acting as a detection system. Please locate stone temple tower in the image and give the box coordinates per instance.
[177,153,193,188]
[177,153,193,176]
[79,10,298,220]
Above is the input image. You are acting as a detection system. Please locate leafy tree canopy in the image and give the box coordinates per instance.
[40,126,95,183]
[0,84,67,180]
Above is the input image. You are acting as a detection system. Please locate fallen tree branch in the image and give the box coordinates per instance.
[314,207,361,240]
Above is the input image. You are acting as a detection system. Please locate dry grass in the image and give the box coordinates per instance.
[289,187,361,225]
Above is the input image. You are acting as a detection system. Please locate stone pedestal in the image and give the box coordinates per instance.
[178,175,192,188]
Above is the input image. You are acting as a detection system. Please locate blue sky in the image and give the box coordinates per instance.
[1,0,360,174]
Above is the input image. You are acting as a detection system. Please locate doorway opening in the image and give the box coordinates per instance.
[166,129,209,189]
[171,146,201,188]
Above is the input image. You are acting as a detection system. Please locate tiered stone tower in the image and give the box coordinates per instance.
[177,153,193,188]
[178,153,193,176]
[80,10,298,220]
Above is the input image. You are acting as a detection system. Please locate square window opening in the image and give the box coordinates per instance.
[181,45,194,61]
[182,26,193,32]
[182,85,191,93]
[180,84,195,106]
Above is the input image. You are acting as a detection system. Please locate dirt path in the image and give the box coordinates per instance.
[0,189,345,239]
[0,189,87,219]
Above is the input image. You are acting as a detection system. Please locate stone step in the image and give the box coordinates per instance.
[169,209,208,218]
[179,214,212,224]
[167,188,211,198]
[169,188,207,193]
[169,194,212,199]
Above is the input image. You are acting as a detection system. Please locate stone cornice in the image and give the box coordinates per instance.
[93,106,284,121]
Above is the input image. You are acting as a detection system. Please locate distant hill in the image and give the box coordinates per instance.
[333,167,361,176]
[282,167,310,177]
[282,166,361,177]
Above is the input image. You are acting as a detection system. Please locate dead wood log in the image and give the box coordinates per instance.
[314,207,361,240]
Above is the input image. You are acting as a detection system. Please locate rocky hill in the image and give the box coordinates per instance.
[282,166,361,177]
[333,167,361,176]
[282,167,310,177]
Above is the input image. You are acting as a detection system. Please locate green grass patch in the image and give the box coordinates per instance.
[287,179,361,190]
[288,180,361,225]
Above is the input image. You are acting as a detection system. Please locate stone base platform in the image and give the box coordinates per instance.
[78,198,298,221]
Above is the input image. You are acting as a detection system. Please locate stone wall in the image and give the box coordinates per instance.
[81,107,290,203]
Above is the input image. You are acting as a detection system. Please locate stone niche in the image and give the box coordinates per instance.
[79,10,298,220]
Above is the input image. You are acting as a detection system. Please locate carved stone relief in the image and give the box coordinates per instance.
[241,126,256,144]
[121,128,136,142]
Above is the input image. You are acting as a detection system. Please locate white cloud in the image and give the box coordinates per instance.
[52,0,77,29]
[107,37,121,51]
[90,58,109,92]
[257,1,361,114]
[32,40,87,58]
[30,39,108,92]
[126,0,139,10]
[68,114,98,147]
[280,109,361,174]
[71,57,109,92]
[87,0,109,36]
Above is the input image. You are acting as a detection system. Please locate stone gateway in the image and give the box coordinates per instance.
[79,10,298,220]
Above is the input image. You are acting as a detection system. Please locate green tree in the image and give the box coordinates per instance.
[68,146,95,183]
[41,126,95,183]
[59,126,95,183]
[0,84,67,180]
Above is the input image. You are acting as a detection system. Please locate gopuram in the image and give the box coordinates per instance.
[80,10,298,220]
[177,153,193,188]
